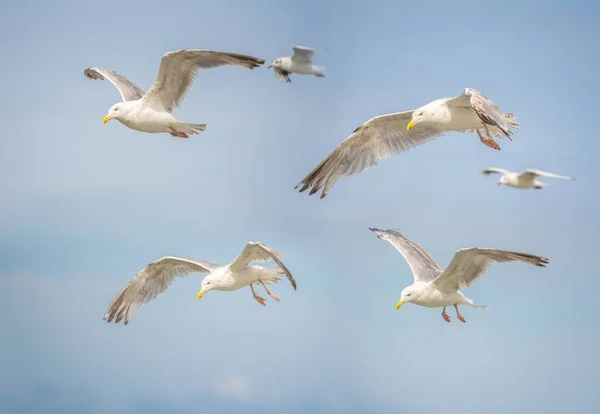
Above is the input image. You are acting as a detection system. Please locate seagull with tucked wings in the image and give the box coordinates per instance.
[481,167,574,189]
[104,242,297,325]
[296,88,518,198]
[268,45,326,83]
[370,228,548,323]
[84,49,265,138]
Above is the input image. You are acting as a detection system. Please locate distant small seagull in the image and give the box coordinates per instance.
[369,228,548,323]
[482,168,574,189]
[84,49,265,138]
[268,46,326,83]
[104,242,297,325]
[296,88,517,198]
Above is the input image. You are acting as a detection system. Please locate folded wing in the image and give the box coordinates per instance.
[230,242,297,290]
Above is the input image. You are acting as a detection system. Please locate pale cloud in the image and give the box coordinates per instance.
[213,375,251,401]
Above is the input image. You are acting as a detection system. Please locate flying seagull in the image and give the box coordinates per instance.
[268,45,326,83]
[369,228,548,323]
[84,49,265,138]
[296,88,517,198]
[104,242,297,325]
[481,167,574,189]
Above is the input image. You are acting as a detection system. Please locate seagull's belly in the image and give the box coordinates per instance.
[413,291,464,308]
[120,110,176,133]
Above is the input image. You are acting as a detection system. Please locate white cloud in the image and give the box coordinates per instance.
[213,375,251,401]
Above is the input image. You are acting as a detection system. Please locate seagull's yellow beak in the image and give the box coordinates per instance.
[102,115,113,124]
[406,120,416,131]
[197,289,206,300]
[395,300,405,310]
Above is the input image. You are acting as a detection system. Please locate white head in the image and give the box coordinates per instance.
[196,273,222,300]
[102,102,129,125]
[406,108,428,131]
[268,58,283,69]
[395,285,420,310]
[498,175,510,186]
[406,100,444,131]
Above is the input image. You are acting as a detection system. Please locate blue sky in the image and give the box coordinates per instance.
[1,0,599,413]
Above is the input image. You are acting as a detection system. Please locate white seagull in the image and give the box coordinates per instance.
[104,242,297,325]
[84,49,265,138]
[370,228,548,323]
[482,167,574,189]
[296,88,517,198]
[268,45,326,83]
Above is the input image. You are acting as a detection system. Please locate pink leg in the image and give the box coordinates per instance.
[454,304,466,323]
[170,131,189,138]
[250,284,266,306]
[260,281,279,301]
[442,306,451,323]
[476,129,501,151]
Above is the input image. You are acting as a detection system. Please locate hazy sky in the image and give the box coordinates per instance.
[1,0,599,413]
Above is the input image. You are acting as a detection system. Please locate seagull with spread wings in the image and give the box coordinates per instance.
[482,167,574,189]
[296,88,518,198]
[104,242,297,325]
[370,228,548,323]
[84,49,265,138]
[268,45,326,83]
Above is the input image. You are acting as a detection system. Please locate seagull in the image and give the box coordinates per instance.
[268,46,326,83]
[84,49,265,138]
[103,242,297,325]
[482,167,574,189]
[369,228,548,323]
[296,88,517,198]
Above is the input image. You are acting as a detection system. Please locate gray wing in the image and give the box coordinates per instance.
[370,228,442,282]
[447,88,518,139]
[142,49,265,112]
[104,257,220,325]
[274,67,292,83]
[230,242,297,290]
[84,67,145,101]
[481,167,511,176]
[520,169,574,181]
[433,248,549,293]
[295,111,444,198]
[291,46,317,63]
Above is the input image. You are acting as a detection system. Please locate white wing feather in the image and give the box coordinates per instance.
[104,257,219,325]
[295,111,443,198]
[84,67,145,101]
[433,248,549,293]
[141,49,265,112]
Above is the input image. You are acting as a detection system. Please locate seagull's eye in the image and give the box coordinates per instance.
[206,281,211,285]
[114,108,119,111]
[406,293,412,297]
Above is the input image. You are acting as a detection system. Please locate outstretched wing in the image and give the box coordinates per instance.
[104,257,220,325]
[370,228,442,282]
[447,88,518,139]
[142,49,265,112]
[274,67,292,83]
[84,67,145,101]
[230,242,297,290]
[481,167,511,176]
[291,46,317,63]
[295,111,444,198]
[520,169,574,181]
[433,248,549,292]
